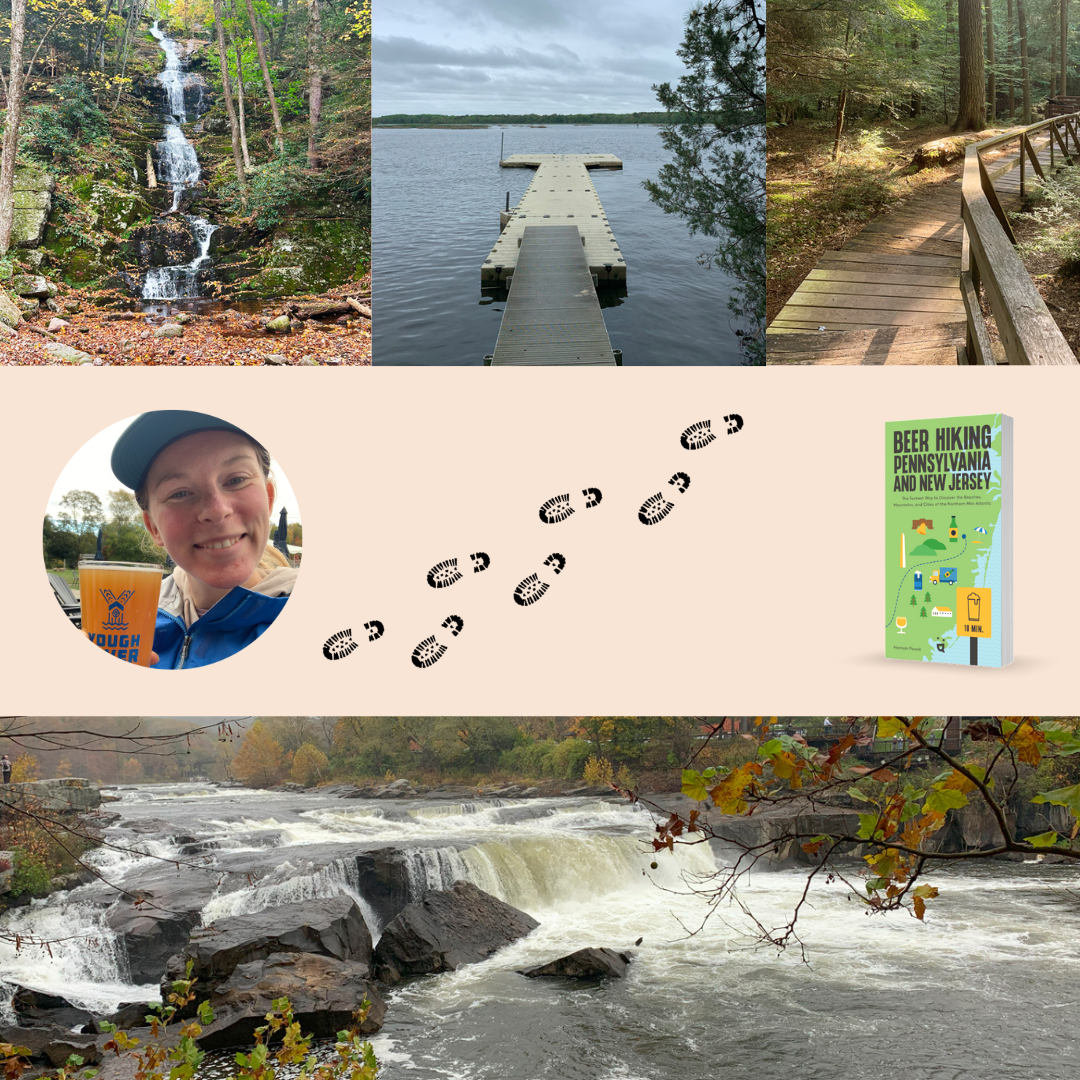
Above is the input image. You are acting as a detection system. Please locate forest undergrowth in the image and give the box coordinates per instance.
[1011,173,1080,356]
[767,118,968,323]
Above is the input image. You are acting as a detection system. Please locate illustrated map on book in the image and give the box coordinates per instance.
[885,413,1012,667]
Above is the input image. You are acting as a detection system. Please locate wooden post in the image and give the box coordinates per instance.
[943,716,963,752]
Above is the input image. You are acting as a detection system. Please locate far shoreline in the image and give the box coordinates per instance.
[372,111,681,129]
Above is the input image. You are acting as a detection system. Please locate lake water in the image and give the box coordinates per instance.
[372,125,743,365]
[2,784,1077,1079]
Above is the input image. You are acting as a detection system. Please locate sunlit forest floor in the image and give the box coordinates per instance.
[1011,209,1080,357]
[767,119,979,324]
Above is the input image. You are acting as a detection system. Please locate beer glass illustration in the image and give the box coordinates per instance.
[967,592,981,622]
[896,616,907,634]
[79,560,162,666]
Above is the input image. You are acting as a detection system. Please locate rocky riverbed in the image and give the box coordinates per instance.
[2,781,1078,1080]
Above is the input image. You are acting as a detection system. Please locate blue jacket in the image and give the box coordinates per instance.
[152,576,293,669]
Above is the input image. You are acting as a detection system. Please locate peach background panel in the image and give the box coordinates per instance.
[0,363,1074,716]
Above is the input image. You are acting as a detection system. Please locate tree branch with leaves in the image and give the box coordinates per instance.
[643,715,1080,956]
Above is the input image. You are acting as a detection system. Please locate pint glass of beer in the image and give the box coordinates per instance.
[78,560,162,666]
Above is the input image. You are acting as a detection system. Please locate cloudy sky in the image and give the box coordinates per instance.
[47,417,299,524]
[373,0,694,116]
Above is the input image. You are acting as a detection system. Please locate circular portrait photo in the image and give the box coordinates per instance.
[44,411,301,669]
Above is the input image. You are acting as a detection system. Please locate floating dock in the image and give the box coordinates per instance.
[488,225,618,366]
[483,153,623,366]
[481,154,625,286]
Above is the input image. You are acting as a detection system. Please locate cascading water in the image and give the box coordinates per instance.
[3,784,1079,1080]
[144,22,218,300]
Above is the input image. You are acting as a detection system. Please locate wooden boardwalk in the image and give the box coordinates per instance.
[489,225,617,366]
[481,154,625,286]
[768,132,1059,364]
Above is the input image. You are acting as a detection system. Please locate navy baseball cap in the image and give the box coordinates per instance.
[111,411,253,491]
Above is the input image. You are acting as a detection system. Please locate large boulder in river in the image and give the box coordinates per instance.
[0,1024,102,1067]
[173,896,373,991]
[107,906,198,986]
[698,797,865,867]
[519,947,632,979]
[197,952,385,1051]
[354,847,413,929]
[10,985,97,1030]
[373,881,539,983]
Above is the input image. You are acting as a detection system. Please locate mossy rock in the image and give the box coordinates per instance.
[0,292,23,328]
[261,219,370,290]
[124,218,201,267]
[63,249,109,284]
[232,266,309,297]
[71,175,155,234]
[11,165,55,247]
[40,227,108,285]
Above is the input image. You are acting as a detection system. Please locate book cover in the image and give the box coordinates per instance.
[885,414,1013,666]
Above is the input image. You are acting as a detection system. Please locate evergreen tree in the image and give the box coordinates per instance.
[644,0,765,363]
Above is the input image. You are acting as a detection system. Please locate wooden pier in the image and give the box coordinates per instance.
[481,154,625,286]
[488,225,618,365]
[767,131,1062,364]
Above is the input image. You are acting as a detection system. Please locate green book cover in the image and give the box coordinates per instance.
[885,414,1012,667]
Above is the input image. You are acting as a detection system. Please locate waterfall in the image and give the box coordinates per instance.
[400,834,718,914]
[142,217,217,300]
[401,846,473,897]
[145,22,218,299]
[200,856,385,942]
[0,902,145,1018]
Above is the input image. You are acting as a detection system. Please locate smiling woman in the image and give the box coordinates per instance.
[45,411,300,670]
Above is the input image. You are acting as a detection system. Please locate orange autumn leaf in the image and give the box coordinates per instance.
[1011,722,1046,767]
[941,769,977,794]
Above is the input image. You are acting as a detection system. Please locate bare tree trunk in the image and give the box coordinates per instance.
[986,0,996,120]
[113,0,145,109]
[226,11,251,168]
[245,0,284,153]
[1007,0,1015,115]
[831,16,851,162]
[1051,41,1057,99]
[212,0,249,207]
[911,32,922,115]
[1063,0,1069,98]
[0,0,28,256]
[86,0,116,70]
[307,0,323,168]
[954,0,985,131]
[945,0,955,122]
[279,0,289,60]
[831,88,847,161]
[1018,0,1031,123]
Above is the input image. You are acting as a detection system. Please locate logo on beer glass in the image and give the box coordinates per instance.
[100,589,135,630]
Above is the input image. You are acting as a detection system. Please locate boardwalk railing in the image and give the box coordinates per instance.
[1047,96,1080,118]
[959,114,1080,364]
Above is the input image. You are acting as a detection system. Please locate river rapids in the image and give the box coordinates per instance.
[0,783,1077,1079]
